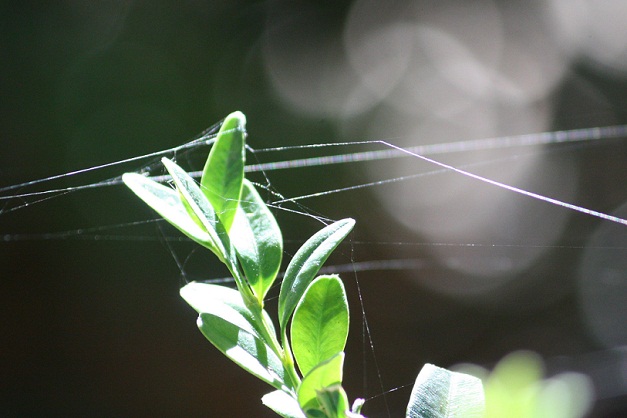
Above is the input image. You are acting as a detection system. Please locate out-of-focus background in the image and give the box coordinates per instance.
[1,1,626,417]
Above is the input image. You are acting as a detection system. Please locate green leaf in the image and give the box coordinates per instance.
[482,351,543,418]
[291,275,349,376]
[160,157,260,308]
[197,312,288,391]
[316,385,350,418]
[161,157,230,263]
[230,179,283,304]
[298,352,345,416]
[180,282,276,344]
[278,218,355,333]
[406,363,485,418]
[262,390,307,418]
[121,172,215,250]
[201,111,246,231]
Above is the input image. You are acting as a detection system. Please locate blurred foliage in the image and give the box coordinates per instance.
[457,351,593,418]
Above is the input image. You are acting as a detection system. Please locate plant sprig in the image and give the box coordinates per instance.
[123,111,360,417]
[123,111,485,418]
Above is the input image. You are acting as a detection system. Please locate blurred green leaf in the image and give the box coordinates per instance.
[230,179,283,305]
[201,110,246,231]
[406,363,485,418]
[475,351,593,418]
[483,351,543,418]
[291,275,349,377]
[535,373,593,418]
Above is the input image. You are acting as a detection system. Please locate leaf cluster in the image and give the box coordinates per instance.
[123,111,486,418]
[123,112,360,417]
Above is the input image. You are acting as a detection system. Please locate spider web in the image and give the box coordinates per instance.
[1,122,626,417]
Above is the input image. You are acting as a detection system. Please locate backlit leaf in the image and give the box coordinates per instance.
[316,385,350,418]
[180,282,276,343]
[122,173,214,251]
[278,219,355,333]
[406,363,485,418]
[230,179,282,304]
[200,111,246,231]
[291,275,349,376]
[262,390,306,418]
[197,312,287,391]
[161,157,230,261]
[298,352,345,416]
[160,158,259,307]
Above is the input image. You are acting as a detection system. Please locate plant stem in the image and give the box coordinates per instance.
[251,304,302,391]
[281,329,301,388]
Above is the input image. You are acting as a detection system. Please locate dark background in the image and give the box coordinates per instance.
[1,1,626,417]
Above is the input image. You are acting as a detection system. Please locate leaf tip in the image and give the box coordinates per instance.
[227,110,246,125]
[121,172,135,185]
[223,111,247,138]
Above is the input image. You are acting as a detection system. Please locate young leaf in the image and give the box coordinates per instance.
[298,352,345,416]
[350,399,365,417]
[262,390,307,418]
[291,275,349,377]
[121,173,215,250]
[278,218,355,332]
[197,312,289,391]
[160,157,260,308]
[406,363,485,418]
[180,282,276,344]
[161,157,230,263]
[316,385,351,418]
[230,179,283,304]
[201,111,246,231]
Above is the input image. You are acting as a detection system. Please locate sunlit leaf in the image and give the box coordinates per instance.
[160,157,228,255]
[230,179,282,304]
[291,275,349,377]
[160,158,260,307]
[197,312,287,391]
[262,390,306,418]
[121,173,214,250]
[278,218,355,333]
[298,352,345,416]
[180,282,276,343]
[350,398,365,417]
[406,363,485,418]
[316,384,350,418]
[201,110,246,231]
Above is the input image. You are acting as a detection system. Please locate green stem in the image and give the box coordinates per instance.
[281,328,301,388]
[224,252,259,312]
[251,305,301,391]
[275,328,302,390]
